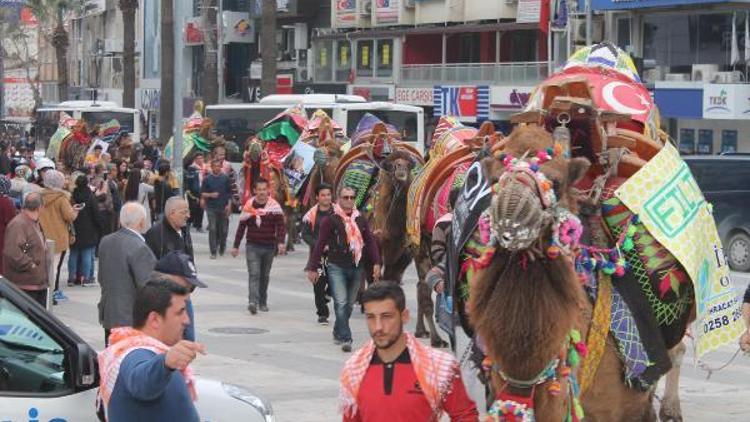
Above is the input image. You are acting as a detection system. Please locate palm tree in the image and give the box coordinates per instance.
[159,0,174,145]
[201,0,218,104]
[118,0,139,108]
[26,0,92,103]
[260,0,277,97]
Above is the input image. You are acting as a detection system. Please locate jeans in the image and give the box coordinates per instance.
[206,208,229,255]
[313,274,330,318]
[245,244,276,306]
[183,299,196,341]
[327,263,363,343]
[68,246,95,281]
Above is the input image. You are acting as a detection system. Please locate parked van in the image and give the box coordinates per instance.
[35,101,142,155]
[684,155,750,271]
[206,95,425,162]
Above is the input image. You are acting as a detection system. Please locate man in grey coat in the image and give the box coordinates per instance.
[98,202,157,345]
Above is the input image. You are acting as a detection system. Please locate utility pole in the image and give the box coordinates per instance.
[217,0,224,103]
[585,0,592,46]
[173,0,184,192]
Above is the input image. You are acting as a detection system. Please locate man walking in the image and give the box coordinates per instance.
[201,158,232,258]
[185,153,205,232]
[306,185,381,352]
[98,277,205,422]
[3,192,49,307]
[153,251,207,341]
[98,202,157,345]
[301,184,334,325]
[340,283,478,421]
[145,196,193,259]
[230,178,285,315]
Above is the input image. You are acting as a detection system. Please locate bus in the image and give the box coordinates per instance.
[205,95,425,162]
[34,101,142,154]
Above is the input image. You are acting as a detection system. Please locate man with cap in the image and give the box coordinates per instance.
[153,251,207,341]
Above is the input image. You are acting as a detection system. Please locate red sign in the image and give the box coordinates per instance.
[276,75,293,95]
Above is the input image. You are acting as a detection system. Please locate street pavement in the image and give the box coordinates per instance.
[51,218,750,421]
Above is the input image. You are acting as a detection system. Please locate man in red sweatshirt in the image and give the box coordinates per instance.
[230,178,286,315]
[340,282,478,422]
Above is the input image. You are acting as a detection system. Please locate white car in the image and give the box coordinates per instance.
[0,278,273,422]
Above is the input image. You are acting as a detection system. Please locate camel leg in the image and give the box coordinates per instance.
[413,248,431,339]
[659,341,685,422]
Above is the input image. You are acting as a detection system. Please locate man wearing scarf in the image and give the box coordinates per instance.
[230,178,286,315]
[306,185,381,352]
[340,283,478,421]
[98,277,205,422]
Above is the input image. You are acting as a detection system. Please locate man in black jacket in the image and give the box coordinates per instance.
[144,197,193,260]
[301,184,334,325]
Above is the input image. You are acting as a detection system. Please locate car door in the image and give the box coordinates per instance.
[0,278,100,422]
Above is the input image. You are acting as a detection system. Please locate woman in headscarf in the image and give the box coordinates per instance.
[0,175,17,271]
[39,170,78,302]
[69,175,105,286]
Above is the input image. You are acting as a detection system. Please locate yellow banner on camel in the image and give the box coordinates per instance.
[615,143,743,357]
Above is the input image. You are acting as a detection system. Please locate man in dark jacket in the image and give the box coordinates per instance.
[201,159,232,258]
[306,185,381,352]
[184,153,205,232]
[145,197,193,260]
[301,184,334,325]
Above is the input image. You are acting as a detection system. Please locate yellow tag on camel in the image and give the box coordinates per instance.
[615,143,744,357]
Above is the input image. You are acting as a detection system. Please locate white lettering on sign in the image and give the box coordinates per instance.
[395,87,433,106]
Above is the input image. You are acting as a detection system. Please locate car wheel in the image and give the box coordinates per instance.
[727,232,750,272]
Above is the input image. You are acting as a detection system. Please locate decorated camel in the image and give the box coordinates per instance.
[439,42,743,421]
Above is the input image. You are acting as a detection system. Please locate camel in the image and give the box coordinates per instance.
[299,114,345,212]
[467,124,692,421]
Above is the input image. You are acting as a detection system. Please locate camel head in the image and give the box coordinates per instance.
[382,149,417,185]
[246,137,263,163]
[371,122,394,160]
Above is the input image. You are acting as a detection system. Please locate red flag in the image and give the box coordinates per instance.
[540,0,550,34]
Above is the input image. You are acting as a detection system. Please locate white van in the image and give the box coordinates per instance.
[205,95,425,162]
[35,101,142,154]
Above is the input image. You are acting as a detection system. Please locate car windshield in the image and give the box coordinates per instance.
[0,298,63,355]
[346,110,418,143]
[81,111,135,134]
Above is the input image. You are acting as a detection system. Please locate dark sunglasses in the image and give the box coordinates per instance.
[340,195,356,200]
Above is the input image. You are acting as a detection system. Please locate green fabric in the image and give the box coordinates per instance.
[258,121,300,146]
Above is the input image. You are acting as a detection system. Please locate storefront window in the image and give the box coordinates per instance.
[376,39,393,77]
[336,41,352,82]
[314,40,333,82]
[721,130,738,153]
[698,129,714,154]
[679,128,695,155]
[357,40,374,77]
[616,17,631,51]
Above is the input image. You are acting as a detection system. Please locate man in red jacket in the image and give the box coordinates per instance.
[340,282,478,422]
[231,178,286,315]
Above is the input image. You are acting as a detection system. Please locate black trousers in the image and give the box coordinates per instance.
[24,289,47,308]
[188,195,204,229]
[313,274,330,318]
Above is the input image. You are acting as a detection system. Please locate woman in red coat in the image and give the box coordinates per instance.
[0,175,18,271]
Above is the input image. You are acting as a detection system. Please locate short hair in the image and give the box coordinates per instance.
[316,183,333,196]
[119,201,147,229]
[361,282,406,312]
[337,184,355,198]
[210,158,222,165]
[93,144,103,150]
[132,276,189,328]
[253,177,269,188]
[23,192,42,211]
[164,196,187,215]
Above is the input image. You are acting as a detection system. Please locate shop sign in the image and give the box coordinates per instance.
[490,86,534,110]
[434,85,490,123]
[223,11,254,43]
[185,16,204,46]
[702,84,750,120]
[139,88,161,111]
[375,0,399,25]
[517,0,541,23]
[335,0,357,28]
[590,0,726,11]
[395,87,433,106]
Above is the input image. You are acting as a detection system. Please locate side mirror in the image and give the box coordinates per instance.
[75,343,99,388]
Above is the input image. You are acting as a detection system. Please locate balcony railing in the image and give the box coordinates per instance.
[400,62,549,85]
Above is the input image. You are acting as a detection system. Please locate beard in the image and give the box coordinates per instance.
[373,326,403,350]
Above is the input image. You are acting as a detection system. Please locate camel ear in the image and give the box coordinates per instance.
[567,157,591,186]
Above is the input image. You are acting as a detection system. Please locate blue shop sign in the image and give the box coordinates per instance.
[653,86,704,119]
[589,0,733,10]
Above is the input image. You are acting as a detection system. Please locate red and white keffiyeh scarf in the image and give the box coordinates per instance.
[98,327,197,410]
[339,332,459,420]
[240,196,284,227]
[302,204,320,229]
[333,203,364,266]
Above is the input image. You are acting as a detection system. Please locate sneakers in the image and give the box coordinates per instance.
[259,304,269,312]
[81,279,97,287]
[248,303,258,315]
[52,290,68,302]
[318,316,329,326]
[210,254,217,260]
[341,341,353,353]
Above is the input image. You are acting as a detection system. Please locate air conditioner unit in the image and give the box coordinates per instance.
[665,73,691,82]
[573,18,603,44]
[405,0,416,7]
[691,64,719,82]
[713,71,743,83]
[104,38,123,53]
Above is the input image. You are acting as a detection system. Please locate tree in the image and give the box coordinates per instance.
[260,0,277,97]
[201,0,218,104]
[26,0,93,103]
[159,0,174,145]
[118,0,139,108]
[1,9,43,113]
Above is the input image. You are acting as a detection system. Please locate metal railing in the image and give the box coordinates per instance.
[400,62,549,84]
